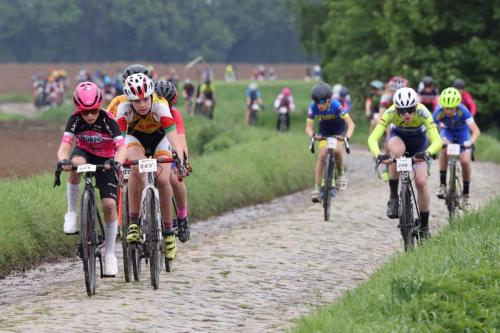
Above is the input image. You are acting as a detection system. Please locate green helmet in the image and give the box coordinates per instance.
[439,87,462,108]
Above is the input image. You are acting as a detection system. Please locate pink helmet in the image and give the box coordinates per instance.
[282,87,291,97]
[73,82,102,111]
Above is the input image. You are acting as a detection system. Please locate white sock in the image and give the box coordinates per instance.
[105,221,118,256]
[67,183,80,213]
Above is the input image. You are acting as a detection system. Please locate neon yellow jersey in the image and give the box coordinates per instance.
[367,103,442,157]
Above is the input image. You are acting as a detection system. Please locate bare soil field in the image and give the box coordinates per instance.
[0,120,62,177]
[0,63,309,95]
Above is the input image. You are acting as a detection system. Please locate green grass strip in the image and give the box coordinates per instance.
[291,197,500,333]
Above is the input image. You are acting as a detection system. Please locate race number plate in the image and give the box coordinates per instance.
[138,159,157,173]
[327,137,337,149]
[122,168,131,180]
[396,157,412,172]
[447,143,460,156]
[279,106,288,114]
[77,164,97,173]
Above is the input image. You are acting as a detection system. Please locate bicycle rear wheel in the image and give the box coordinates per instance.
[323,151,335,221]
[399,183,416,251]
[80,190,97,296]
[145,189,162,289]
[446,163,457,218]
[120,186,133,282]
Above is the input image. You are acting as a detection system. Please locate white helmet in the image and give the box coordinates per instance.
[123,73,154,100]
[249,82,258,90]
[393,87,418,108]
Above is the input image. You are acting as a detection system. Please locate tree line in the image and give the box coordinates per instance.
[0,0,305,63]
[291,0,500,129]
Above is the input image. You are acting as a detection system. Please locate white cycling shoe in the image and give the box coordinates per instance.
[64,211,79,234]
[104,254,118,276]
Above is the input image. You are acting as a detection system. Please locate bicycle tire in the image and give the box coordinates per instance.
[80,189,97,296]
[145,189,162,289]
[446,162,457,218]
[131,245,142,282]
[323,151,334,221]
[400,182,416,251]
[120,186,133,282]
[278,114,287,132]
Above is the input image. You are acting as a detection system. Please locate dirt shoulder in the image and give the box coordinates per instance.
[0,147,499,332]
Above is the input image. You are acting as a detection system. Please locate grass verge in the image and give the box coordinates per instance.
[291,197,500,333]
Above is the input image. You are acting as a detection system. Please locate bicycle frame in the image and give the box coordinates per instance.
[444,143,465,218]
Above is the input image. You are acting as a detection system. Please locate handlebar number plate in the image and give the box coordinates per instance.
[77,164,97,173]
[327,137,337,149]
[447,143,460,156]
[396,157,412,172]
[122,168,131,180]
[139,159,157,173]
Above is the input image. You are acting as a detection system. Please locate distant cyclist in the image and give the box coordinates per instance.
[417,76,439,112]
[199,78,216,119]
[365,80,384,132]
[433,87,481,209]
[336,87,352,113]
[368,87,442,238]
[453,79,477,117]
[56,82,126,276]
[245,82,263,125]
[182,79,195,116]
[273,87,295,131]
[306,83,355,202]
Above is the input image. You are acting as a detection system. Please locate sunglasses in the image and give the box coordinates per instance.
[397,107,416,115]
[316,99,329,105]
[81,109,100,116]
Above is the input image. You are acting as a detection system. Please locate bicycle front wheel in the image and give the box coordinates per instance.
[323,151,335,221]
[80,189,97,296]
[399,183,416,251]
[145,188,162,289]
[446,162,458,219]
[120,185,133,282]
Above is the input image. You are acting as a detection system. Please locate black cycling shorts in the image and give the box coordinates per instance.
[71,147,118,201]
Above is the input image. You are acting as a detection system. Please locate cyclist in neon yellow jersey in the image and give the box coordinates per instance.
[368,87,442,238]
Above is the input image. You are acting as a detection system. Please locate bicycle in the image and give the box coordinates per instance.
[54,163,115,297]
[309,134,350,221]
[121,155,180,289]
[442,142,469,219]
[375,154,430,251]
[277,106,290,132]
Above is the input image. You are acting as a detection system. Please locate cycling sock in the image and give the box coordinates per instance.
[177,207,188,219]
[440,170,447,185]
[67,183,80,212]
[129,214,139,226]
[463,181,470,196]
[389,179,399,197]
[104,221,118,256]
[420,211,429,229]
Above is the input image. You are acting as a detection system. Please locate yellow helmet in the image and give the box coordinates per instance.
[439,87,462,108]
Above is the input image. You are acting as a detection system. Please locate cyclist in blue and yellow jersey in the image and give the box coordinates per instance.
[306,83,355,202]
[433,87,481,209]
[368,87,442,238]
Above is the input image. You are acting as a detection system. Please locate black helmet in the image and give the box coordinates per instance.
[453,78,465,89]
[122,64,152,80]
[422,76,434,86]
[311,83,333,103]
[339,87,349,97]
[155,80,177,103]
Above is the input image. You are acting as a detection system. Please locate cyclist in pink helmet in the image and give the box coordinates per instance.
[57,81,126,277]
[73,82,103,110]
[274,87,295,131]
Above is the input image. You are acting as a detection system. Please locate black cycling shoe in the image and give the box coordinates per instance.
[177,217,190,243]
[386,196,399,219]
[418,227,431,240]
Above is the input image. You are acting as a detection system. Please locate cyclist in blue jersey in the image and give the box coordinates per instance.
[433,87,481,209]
[306,83,355,202]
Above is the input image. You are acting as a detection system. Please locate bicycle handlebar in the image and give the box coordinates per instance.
[53,163,112,188]
[122,156,175,166]
[308,135,350,154]
[374,154,431,175]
